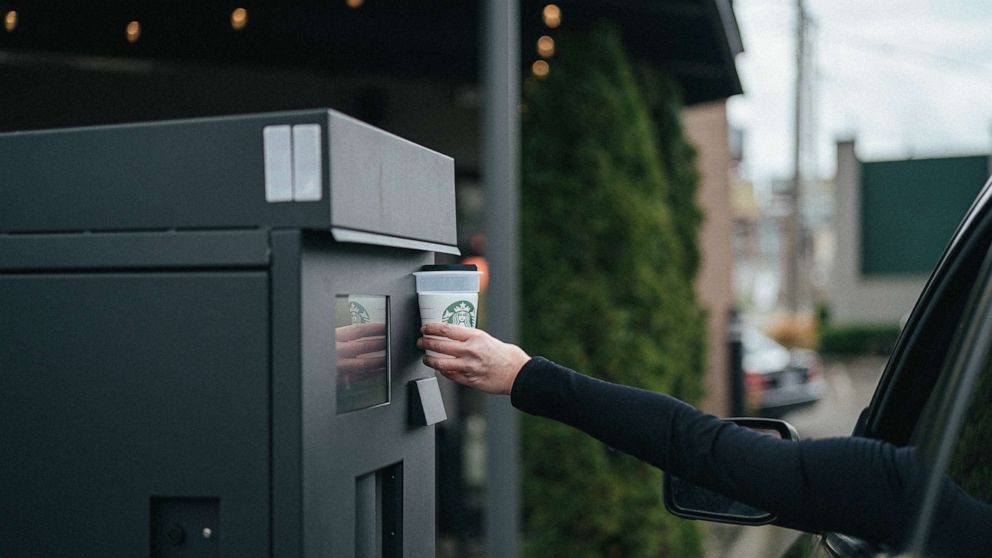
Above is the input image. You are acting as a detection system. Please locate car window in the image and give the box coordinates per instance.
[946,359,992,504]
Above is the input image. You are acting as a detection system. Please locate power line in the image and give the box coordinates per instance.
[823,30,992,75]
[733,0,992,75]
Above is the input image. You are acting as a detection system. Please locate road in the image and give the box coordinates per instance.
[702,356,888,558]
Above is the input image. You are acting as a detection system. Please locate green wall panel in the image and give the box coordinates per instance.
[861,156,988,275]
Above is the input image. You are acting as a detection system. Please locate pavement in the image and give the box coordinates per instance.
[702,356,888,558]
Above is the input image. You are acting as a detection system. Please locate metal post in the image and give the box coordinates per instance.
[482,0,520,557]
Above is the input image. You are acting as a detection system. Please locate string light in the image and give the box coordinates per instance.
[3,10,16,32]
[537,35,555,58]
[542,4,561,29]
[231,7,248,31]
[126,20,141,43]
[532,60,550,78]
[347,0,365,8]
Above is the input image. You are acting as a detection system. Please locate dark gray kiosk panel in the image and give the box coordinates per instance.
[0,110,455,557]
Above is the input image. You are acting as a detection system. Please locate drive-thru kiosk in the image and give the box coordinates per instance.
[0,110,454,557]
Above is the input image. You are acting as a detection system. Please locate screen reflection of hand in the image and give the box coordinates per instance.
[336,322,387,385]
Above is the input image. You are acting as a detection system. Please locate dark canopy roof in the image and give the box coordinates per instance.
[0,0,742,105]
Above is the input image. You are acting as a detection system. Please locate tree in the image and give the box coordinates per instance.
[520,25,708,557]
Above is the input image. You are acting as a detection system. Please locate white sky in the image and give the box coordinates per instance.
[728,0,992,182]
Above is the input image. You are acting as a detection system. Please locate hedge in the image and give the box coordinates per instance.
[818,324,902,355]
[519,25,706,558]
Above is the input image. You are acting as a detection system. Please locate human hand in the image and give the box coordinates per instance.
[417,323,531,395]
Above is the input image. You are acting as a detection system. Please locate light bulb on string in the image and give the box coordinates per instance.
[532,60,550,78]
[231,8,248,31]
[4,10,17,32]
[537,35,555,58]
[542,4,561,29]
[126,20,141,43]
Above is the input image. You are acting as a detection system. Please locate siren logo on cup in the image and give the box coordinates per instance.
[442,300,476,328]
[350,301,371,324]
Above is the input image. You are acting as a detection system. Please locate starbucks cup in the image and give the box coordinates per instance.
[413,264,481,358]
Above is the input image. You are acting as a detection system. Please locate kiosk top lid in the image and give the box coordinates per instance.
[0,109,458,254]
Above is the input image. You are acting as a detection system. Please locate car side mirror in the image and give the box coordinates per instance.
[663,417,799,525]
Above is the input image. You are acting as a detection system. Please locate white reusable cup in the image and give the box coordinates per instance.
[413,264,482,358]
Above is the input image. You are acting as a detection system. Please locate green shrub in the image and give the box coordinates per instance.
[637,66,702,283]
[818,324,901,355]
[520,25,706,558]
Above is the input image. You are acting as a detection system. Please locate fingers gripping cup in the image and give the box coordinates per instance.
[413,264,481,358]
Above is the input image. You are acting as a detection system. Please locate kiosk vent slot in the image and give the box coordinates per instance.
[356,462,403,558]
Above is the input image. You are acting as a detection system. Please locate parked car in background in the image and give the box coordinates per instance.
[742,326,824,415]
[666,175,992,556]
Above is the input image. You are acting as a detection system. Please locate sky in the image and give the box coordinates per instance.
[728,0,992,182]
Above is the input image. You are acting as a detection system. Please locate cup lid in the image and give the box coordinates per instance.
[419,263,478,272]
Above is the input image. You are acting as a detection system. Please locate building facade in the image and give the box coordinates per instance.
[829,140,991,325]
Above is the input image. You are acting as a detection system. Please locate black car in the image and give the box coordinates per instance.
[665,175,992,557]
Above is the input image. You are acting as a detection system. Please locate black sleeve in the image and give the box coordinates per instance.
[510,357,992,552]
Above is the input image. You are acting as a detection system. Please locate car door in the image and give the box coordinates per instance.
[798,176,992,557]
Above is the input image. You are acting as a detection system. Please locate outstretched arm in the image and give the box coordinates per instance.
[419,325,992,554]
[508,356,920,543]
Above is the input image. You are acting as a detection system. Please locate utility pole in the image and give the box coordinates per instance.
[785,0,807,314]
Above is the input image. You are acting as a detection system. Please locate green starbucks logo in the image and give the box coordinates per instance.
[350,301,371,324]
[442,300,476,328]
